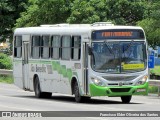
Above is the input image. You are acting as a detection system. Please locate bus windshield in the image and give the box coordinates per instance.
[91,41,147,73]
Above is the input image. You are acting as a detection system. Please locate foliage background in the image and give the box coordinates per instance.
[0,0,160,47]
[0,53,12,69]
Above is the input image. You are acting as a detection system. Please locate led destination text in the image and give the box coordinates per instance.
[92,29,144,40]
[102,32,133,37]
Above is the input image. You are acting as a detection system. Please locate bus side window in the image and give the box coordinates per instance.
[71,36,81,60]
[31,36,41,59]
[51,35,61,59]
[61,36,71,60]
[41,36,50,59]
[14,36,22,58]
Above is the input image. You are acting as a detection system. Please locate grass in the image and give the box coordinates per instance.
[150,66,160,76]
[148,86,159,94]
[0,75,13,84]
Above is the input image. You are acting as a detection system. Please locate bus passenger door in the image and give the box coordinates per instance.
[83,42,89,95]
[22,35,30,90]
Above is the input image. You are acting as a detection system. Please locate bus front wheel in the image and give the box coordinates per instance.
[74,82,83,103]
[121,96,132,103]
[34,77,52,98]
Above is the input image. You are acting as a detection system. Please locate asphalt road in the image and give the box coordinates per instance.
[0,83,160,120]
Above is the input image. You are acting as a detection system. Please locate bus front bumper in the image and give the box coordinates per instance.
[89,82,148,97]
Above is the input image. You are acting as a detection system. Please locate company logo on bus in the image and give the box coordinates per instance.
[119,82,123,86]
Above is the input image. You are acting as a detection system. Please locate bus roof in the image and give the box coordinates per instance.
[14,23,143,35]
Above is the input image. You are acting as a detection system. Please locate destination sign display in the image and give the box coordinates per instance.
[92,29,144,40]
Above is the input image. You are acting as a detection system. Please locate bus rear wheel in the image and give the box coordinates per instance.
[121,96,132,103]
[34,77,52,98]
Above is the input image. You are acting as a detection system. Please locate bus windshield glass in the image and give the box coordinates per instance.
[91,41,147,73]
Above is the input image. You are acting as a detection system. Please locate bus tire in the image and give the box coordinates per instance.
[34,77,52,98]
[42,92,52,98]
[121,95,132,103]
[83,96,91,101]
[74,82,83,103]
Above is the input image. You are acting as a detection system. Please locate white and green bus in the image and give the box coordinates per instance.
[13,23,148,103]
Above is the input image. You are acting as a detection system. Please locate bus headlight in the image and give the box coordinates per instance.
[136,75,148,85]
[91,78,106,87]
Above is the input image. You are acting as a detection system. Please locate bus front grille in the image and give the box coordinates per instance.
[103,76,138,81]
[110,88,131,93]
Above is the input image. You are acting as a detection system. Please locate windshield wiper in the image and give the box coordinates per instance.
[104,41,115,56]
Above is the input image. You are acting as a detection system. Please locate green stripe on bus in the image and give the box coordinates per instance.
[51,61,74,81]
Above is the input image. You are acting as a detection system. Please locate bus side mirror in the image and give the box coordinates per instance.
[88,46,93,55]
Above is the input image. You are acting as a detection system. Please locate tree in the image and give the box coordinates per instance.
[67,0,146,25]
[16,0,147,27]
[0,0,28,42]
[15,0,71,28]
[138,1,160,47]
[67,0,108,23]
[106,0,146,25]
